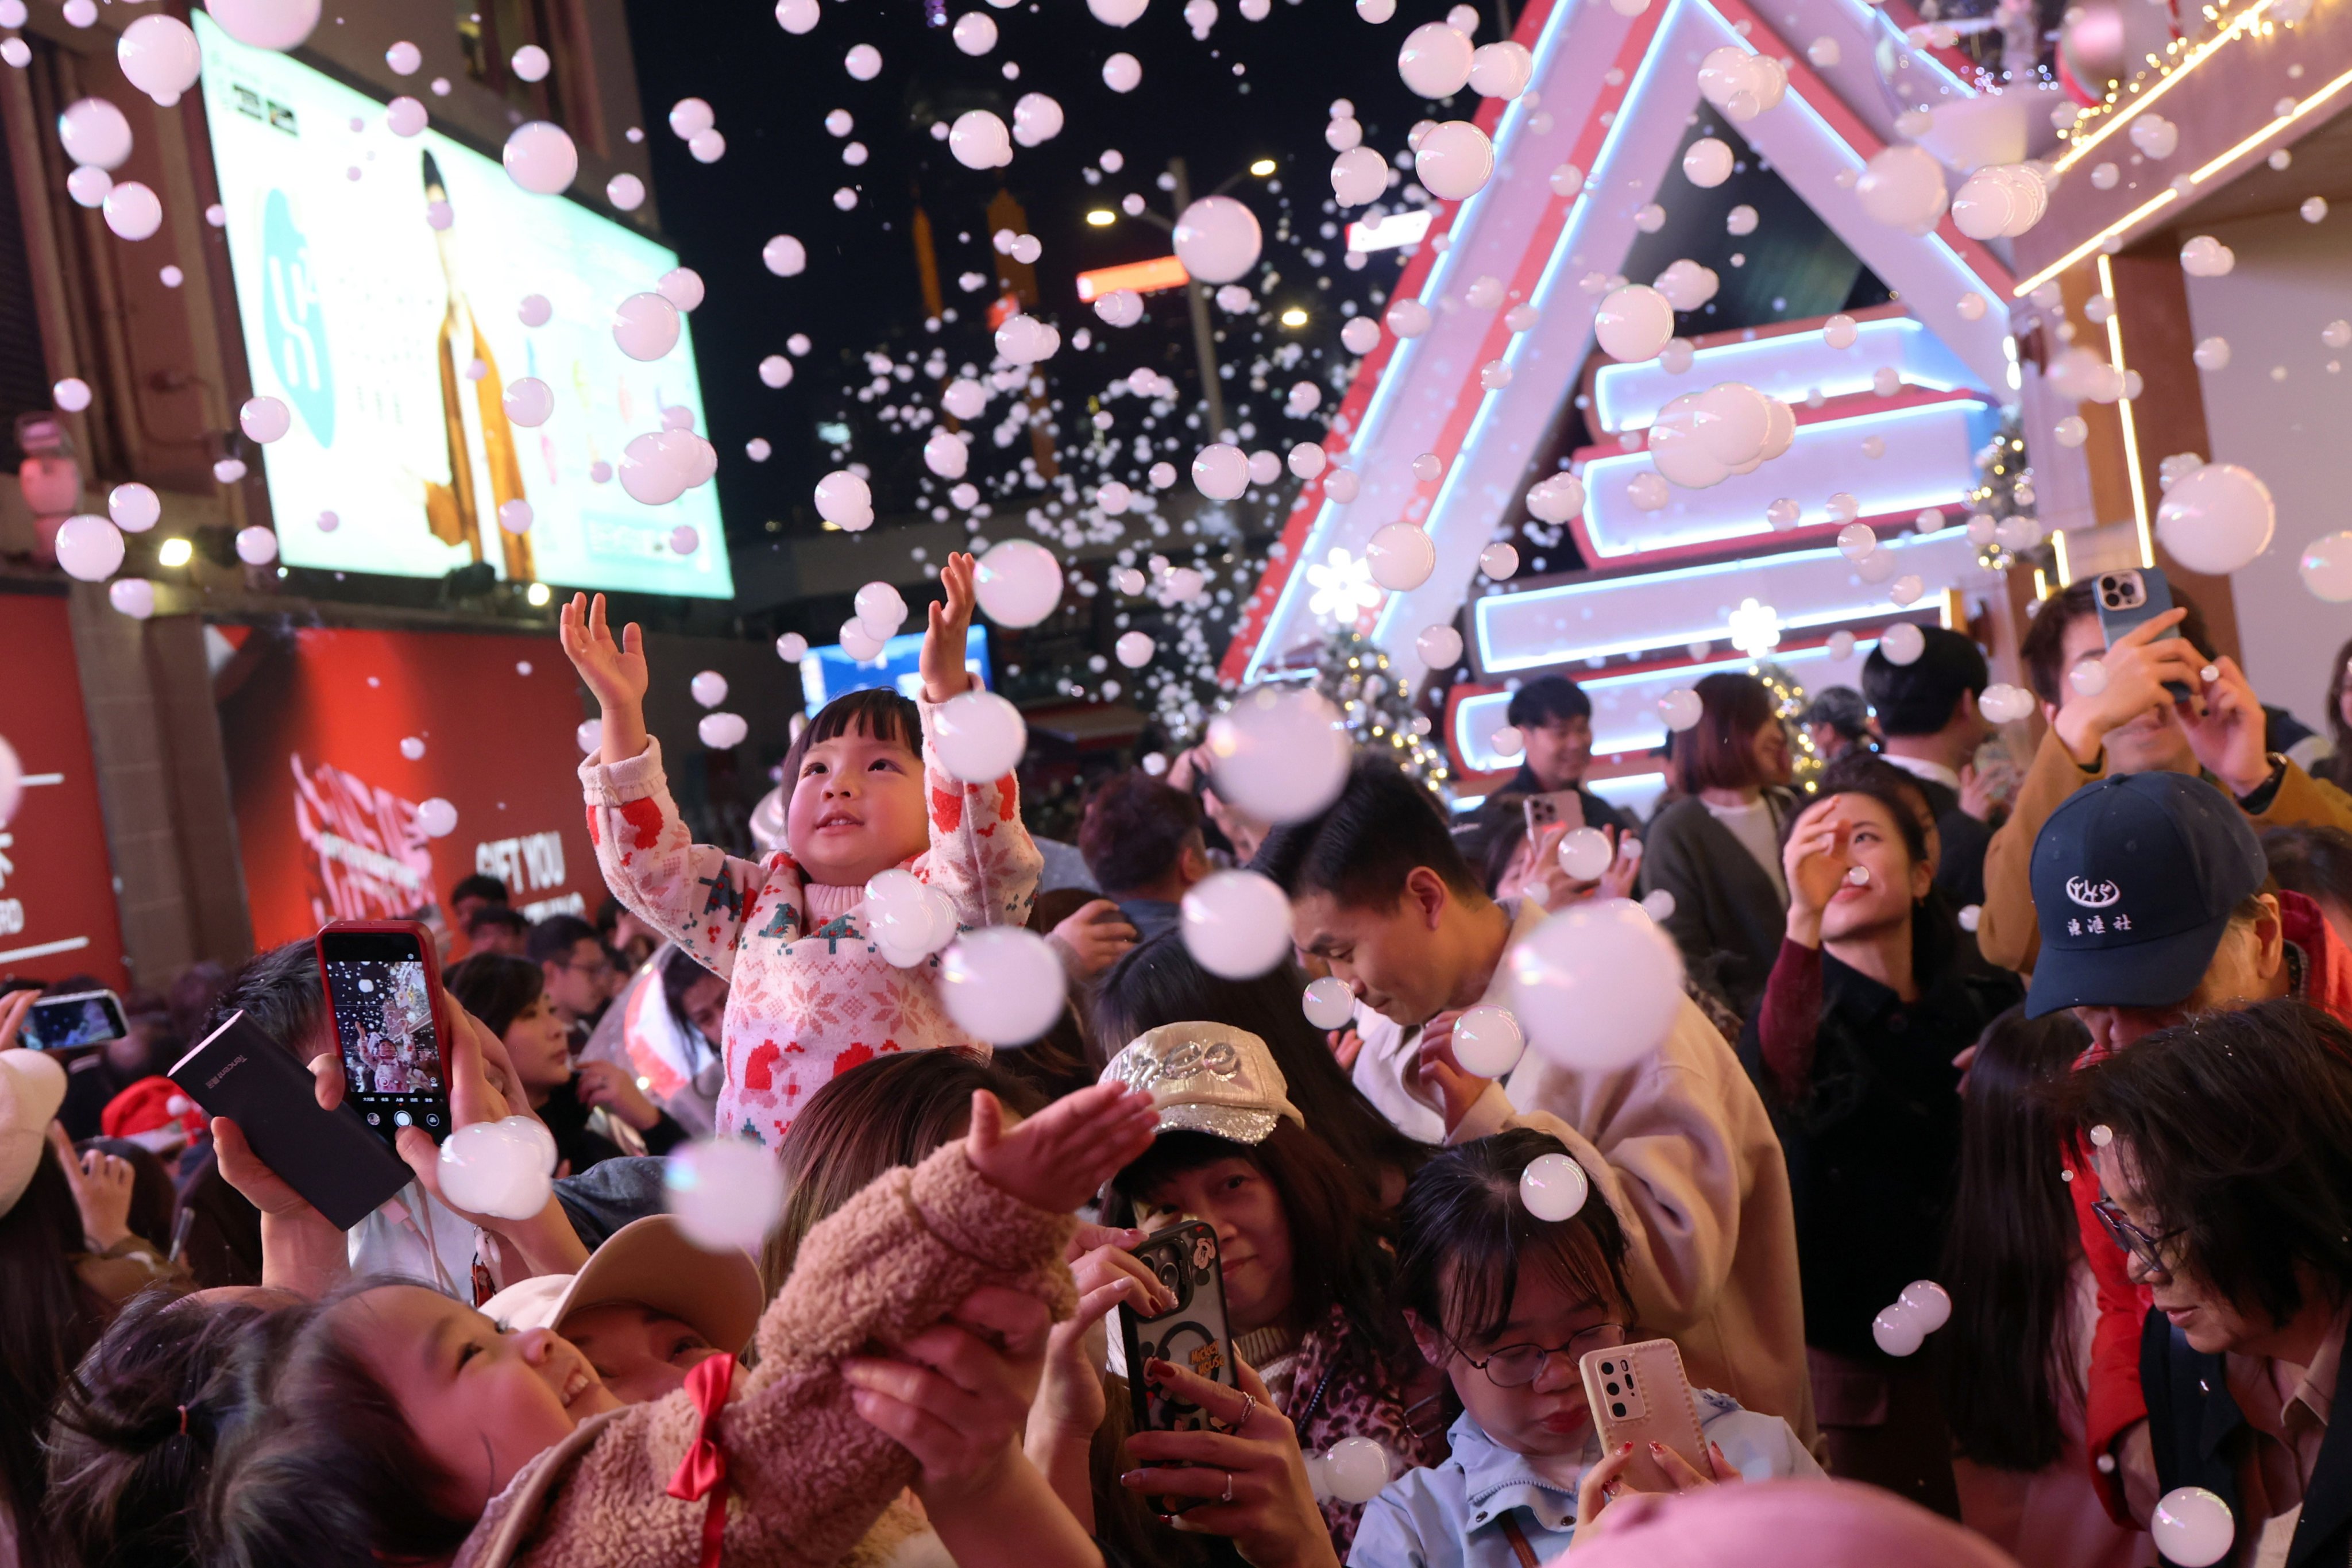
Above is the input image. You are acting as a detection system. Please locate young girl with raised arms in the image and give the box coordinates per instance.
[561,554,1041,1145]
[204,1079,1159,1568]
[1351,1129,1820,1566]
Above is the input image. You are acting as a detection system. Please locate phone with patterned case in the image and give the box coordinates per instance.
[1119,1220,1237,1511]
[1580,1338,1709,1493]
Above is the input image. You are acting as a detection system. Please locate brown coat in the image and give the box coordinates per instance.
[454,1139,1077,1568]
[1978,728,2352,974]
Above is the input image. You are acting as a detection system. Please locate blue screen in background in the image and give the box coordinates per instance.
[799,627,990,715]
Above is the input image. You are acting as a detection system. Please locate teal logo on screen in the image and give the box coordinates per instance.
[260,189,334,444]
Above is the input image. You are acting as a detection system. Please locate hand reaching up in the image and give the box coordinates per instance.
[965,1082,1158,1214]
[922,552,980,704]
[559,592,651,763]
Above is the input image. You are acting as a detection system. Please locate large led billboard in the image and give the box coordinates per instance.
[194,13,732,598]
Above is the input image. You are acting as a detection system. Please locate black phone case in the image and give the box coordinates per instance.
[168,1010,414,1230]
[1118,1221,1237,1512]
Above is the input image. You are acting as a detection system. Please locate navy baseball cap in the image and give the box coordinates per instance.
[2023,771,2268,1018]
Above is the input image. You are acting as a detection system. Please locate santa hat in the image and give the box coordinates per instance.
[101,1075,210,1141]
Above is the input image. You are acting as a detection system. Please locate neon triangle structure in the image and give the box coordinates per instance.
[1225,0,2053,806]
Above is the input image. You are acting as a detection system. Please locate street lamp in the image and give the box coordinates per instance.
[1086,208,1117,226]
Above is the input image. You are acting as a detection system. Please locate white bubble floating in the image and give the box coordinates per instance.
[1206,686,1350,825]
[1509,899,1684,1072]
[1519,1151,1590,1221]
[438,1117,554,1221]
[664,1136,787,1253]
[2150,1488,2235,1568]
[1452,1003,1524,1077]
[1180,869,1293,980]
[939,926,1068,1046]
[1303,975,1356,1030]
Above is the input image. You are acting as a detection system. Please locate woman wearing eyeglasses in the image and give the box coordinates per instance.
[1350,1129,1819,1568]
[2068,999,2352,1568]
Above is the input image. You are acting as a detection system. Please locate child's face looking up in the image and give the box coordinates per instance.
[558,1301,724,1404]
[786,724,931,888]
[339,1285,623,1515]
[1412,1269,1627,1463]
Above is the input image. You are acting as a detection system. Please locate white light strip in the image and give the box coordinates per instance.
[0,937,91,965]
[1347,210,1435,253]
[1593,317,1984,431]
[1473,528,1984,671]
[1454,638,1879,764]
[2049,0,2280,175]
[2095,253,2154,566]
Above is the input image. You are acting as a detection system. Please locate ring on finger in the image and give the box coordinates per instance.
[1222,1469,1234,1504]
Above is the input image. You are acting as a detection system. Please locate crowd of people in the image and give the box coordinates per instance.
[5,562,2352,1568]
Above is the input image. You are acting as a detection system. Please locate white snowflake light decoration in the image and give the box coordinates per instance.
[1728,597,1782,657]
[1305,546,1382,622]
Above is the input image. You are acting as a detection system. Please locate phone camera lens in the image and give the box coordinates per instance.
[1605,1381,1621,1395]
[1611,1401,1627,1418]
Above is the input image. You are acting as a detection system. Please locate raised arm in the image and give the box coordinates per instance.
[913,554,1043,928]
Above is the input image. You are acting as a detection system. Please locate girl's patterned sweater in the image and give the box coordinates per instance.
[579,698,1041,1146]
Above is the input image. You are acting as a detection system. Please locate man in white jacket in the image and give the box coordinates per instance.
[1256,760,1816,1446]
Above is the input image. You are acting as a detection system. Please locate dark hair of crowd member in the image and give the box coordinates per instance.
[1076,773,1204,897]
[1860,626,1989,737]
[442,952,545,1038]
[209,941,329,1056]
[1394,1129,1632,1348]
[1093,931,1430,1208]
[47,1287,303,1568]
[1252,756,1482,910]
[658,944,717,1040]
[198,1283,481,1568]
[2059,998,2352,1330]
[2262,823,2352,917]
[1669,672,1781,796]
[1503,675,1592,731]
[759,1049,1045,1297]
[1936,1009,2092,1473]
[0,1146,111,1562]
[779,685,924,786]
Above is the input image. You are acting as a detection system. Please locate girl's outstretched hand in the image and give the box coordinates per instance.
[921,552,979,704]
[966,1082,1158,1214]
[559,592,651,762]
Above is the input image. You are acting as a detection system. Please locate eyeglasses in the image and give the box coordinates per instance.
[2092,1197,2184,1279]
[1450,1322,1627,1388]
[561,956,616,980]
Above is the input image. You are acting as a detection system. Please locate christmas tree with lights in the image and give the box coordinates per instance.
[1968,411,2041,575]
[1311,625,1451,794]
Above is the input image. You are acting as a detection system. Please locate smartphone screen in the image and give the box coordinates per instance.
[317,928,450,1143]
[21,989,129,1052]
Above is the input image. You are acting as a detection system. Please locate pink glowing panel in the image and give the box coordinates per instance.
[1578,397,1999,559]
[1473,527,1988,673]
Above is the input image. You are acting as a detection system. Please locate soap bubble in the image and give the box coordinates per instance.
[1453,1004,1525,1077]
[496,499,532,534]
[1979,683,2036,723]
[59,96,133,168]
[1172,195,1261,284]
[1481,542,1519,579]
[65,166,111,208]
[760,355,795,388]
[1658,689,1703,732]
[844,43,882,79]
[949,109,1013,169]
[501,377,554,428]
[577,719,601,752]
[1492,725,1524,756]
[2156,462,2273,575]
[1899,1280,1952,1332]
[1103,52,1142,91]
[206,0,320,51]
[993,314,1060,364]
[1682,137,1733,188]
[518,293,553,327]
[924,428,970,478]
[612,292,681,361]
[1303,976,1355,1029]
[777,632,809,662]
[107,578,155,619]
[438,1120,553,1219]
[657,267,705,311]
[1558,827,1614,881]
[1519,1150,1590,1220]
[1088,0,1148,21]
[386,40,421,72]
[1207,687,1350,824]
[240,395,292,443]
[55,515,124,581]
[1416,624,1463,667]
[934,690,1029,781]
[417,797,459,837]
[510,43,549,80]
[1880,621,1927,665]
[1594,284,1674,362]
[2300,533,2352,602]
[502,121,578,195]
[1331,145,1389,206]
[1872,1307,1924,1357]
[814,469,874,529]
[1366,524,1435,591]
[400,736,427,760]
[1288,442,1328,478]
[108,482,160,531]
[940,927,1068,1045]
[1468,39,1532,97]
[2129,114,2178,159]
[55,374,92,411]
[1323,1437,1393,1505]
[2069,659,2109,697]
[1180,869,1293,979]
[1095,289,1144,326]
[665,1137,787,1253]
[974,539,1064,627]
[2150,1489,2234,1568]
[697,713,748,750]
[775,0,819,31]
[1415,121,1494,200]
[101,181,162,241]
[1855,144,1949,234]
[1509,899,1685,1071]
[1641,888,1677,922]
[762,234,809,278]
[1192,442,1250,500]
[1115,631,1155,667]
[1386,298,1432,338]
[667,97,715,138]
[952,11,998,53]
[1397,21,1473,96]
[1012,92,1063,146]
[689,670,729,709]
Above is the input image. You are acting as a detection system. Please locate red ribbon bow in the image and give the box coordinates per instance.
[666,1354,738,1568]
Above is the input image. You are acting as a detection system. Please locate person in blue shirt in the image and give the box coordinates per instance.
[1350,1129,1820,1567]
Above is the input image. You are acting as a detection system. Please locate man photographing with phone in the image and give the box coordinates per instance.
[1486,676,1632,837]
[1976,577,2352,975]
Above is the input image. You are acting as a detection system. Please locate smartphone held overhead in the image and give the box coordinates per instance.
[314,920,454,1145]
[20,988,129,1052]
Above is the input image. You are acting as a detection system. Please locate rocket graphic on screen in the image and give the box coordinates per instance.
[420,150,532,585]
